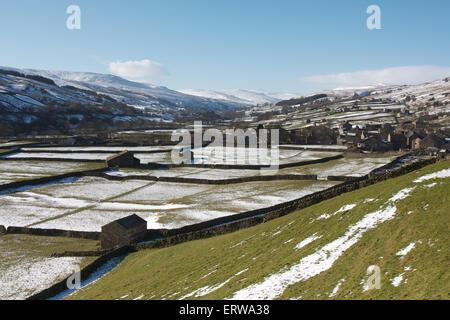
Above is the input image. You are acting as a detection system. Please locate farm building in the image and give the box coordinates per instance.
[101,214,147,250]
[106,151,140,167]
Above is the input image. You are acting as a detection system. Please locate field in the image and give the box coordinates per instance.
[0,151,395,232]
[192,147,341,165]
[0,234,98,300]
[279,155,396,178]
[67,161,449,300]
[0,160,104,185]
[0,147,420,300]
[0,175,337,231]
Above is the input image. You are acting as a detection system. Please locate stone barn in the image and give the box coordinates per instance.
[101,214,147,250]
[106,151,140,168]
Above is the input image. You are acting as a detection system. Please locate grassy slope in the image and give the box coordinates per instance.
[70,161,449,300]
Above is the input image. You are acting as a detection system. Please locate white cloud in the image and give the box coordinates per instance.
[302,66,450,87]
[108,59,169,80]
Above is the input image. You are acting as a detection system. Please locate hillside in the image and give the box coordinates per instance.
[0,66,247,116]
[179,89,298,106]
[69,161,449,300]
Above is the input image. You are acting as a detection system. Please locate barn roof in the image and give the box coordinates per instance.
[113,214,147,230]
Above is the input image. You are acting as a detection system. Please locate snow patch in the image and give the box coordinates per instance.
[180,269,248,300]
[413,169,450,183]
[391,274,404,287]
[229,187,414,300]
[329,279,345,297]
[294,233,322,250]
[396,242,416,258]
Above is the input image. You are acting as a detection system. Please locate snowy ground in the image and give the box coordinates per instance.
[22,146,174,152]
[0,234,97,300]
[0,254,82,300]
[1,152,114,161]
[0,174,337,231]
[280,145,348,151]
[0,160,102,185]
[279,156,395,178]
[192,147,340,166]
[0,152,394,232]
[135,152,172,164]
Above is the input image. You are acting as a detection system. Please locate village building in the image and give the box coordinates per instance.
[101,214,147,250]
[106,151,140,167]
[388,133,408,151]
[417,134,447,151]
[358,136,393,152]
[406,131,426,150]
[289,125,335,145]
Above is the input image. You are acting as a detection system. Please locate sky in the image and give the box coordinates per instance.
[0,0,449,94]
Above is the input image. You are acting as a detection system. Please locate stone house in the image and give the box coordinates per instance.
[417,134,447,151]
[388,133,408,151]
[106,151,140,167]
[358,136,393,152]
[101,214,147,250]
[337,132,360,146]
[406,131,426,150]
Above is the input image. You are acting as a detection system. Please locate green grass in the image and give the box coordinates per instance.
[69,161,449,300]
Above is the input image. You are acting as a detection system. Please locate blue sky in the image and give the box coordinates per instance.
[0,0,449,94]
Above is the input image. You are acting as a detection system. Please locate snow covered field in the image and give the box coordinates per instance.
[22,146,174,152]
[0,173,337,231]
[135,152,172,164]
[0,160,102,185]
[279,156,395,178]
[0,234,98,300]
[1,152,114,161]
[280,145,348,151]
[0,253,82,300]
[0,152,394,232]
[192,147,340,165]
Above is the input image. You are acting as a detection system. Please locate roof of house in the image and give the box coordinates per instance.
[407,131,426,139]
[422,134,445,147]
[362,136,391,145]
[111,214,147,230]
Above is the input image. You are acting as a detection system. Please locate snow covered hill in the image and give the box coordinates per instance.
[179,89,299,105]
[0,66,249,116]
[369,78,450,109]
